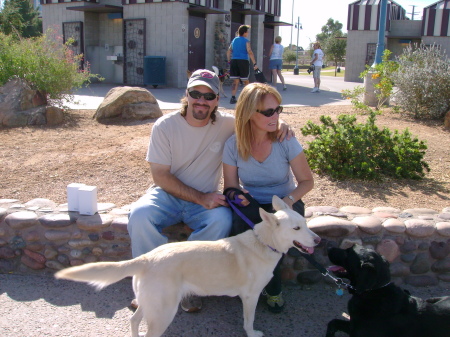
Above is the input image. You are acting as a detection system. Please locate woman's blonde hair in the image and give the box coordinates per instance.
[275,36,282,44]
[314,42,321,49]
[235,83,282,160]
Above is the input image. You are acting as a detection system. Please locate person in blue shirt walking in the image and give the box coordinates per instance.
[227,25,257,104]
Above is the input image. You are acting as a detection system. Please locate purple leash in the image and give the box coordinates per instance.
[225,194,278,253]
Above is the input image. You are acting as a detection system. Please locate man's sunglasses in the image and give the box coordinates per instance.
[257,105,283,117]
[188,90,217,101]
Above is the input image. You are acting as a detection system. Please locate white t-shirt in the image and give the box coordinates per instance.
[270,44,284,60]
[147,110,235,193]
[312,48,324,66]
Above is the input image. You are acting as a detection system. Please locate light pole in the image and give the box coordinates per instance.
[293,17,302,75]
[290,0,294,50]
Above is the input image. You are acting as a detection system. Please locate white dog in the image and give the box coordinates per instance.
[55,196,320,337]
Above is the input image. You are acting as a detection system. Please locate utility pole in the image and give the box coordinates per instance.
[290,0,294,50]
[408,5,420,20]
[293,17,302,75]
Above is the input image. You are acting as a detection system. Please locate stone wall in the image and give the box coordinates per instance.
[1,198,449,288]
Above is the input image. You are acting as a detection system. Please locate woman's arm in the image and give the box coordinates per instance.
[223,163,249,206]
[283,152,314,208]
[268,44,274,58]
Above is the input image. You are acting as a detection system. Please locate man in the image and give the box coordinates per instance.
[227,25,257,104]
[310,42,324,93]
[127,69,291,313]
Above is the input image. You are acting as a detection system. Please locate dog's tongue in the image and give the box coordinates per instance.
[305,247,314,254]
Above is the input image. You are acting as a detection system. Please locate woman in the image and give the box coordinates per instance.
[268,36,287,91]
[222,83,314,313]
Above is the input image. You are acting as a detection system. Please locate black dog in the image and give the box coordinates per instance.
[326,244,450,337]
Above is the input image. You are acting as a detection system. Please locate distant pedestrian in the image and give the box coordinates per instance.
[268,36,286,91]
[310,42,324,93]
[227,25,257,104]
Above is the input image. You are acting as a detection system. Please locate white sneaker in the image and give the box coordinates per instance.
[311,87,318,93]
[317,88,321,93]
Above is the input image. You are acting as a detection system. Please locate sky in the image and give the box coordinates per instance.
[278,0,435,50]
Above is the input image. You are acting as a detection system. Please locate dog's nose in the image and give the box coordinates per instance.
[314,236,321,245]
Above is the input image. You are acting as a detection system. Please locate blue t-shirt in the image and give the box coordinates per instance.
[231,36,249,60]
[223,135,303,204]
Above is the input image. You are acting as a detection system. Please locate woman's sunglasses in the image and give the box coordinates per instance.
[188,90,217,101]
[257,105,283,117]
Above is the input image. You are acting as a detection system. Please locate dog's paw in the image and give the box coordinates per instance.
[247,330,264,337]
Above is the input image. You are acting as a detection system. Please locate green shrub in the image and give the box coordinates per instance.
[300,110,429,180]
[0,29,102,107]
[391,43,450,119]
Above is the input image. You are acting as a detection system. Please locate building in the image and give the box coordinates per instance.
[345,0,450,82]
[39,0,291,88]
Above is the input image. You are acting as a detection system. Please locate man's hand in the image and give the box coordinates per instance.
[277,120,295,142]
[200,192,229,209]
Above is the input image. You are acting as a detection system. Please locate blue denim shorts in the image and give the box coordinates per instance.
[269,59,283,70]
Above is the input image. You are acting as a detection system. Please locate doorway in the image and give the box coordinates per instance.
[188,14,206,72]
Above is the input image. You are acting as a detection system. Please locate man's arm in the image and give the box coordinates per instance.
[150,162,228,209]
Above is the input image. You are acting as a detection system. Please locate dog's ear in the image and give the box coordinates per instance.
[272,195,288,211]
[259,208,277,225]
[355,262,377,294]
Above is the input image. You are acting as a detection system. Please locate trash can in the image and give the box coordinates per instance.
[144,56,166,88]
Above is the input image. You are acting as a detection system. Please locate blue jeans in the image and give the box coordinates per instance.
[127,187,232,257]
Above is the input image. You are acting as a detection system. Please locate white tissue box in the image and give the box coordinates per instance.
[67,183,86,212]
[78,185,98,215]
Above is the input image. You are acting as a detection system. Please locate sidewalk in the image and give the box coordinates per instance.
[1,273,447,337]
[67,72,361,111]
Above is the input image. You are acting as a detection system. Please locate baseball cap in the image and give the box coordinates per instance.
[187,69,220,95]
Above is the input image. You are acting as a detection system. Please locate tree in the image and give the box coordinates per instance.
[316,18,344,45]
[315,18,347,75]
[0,0,42,38]
[323,31,347,76]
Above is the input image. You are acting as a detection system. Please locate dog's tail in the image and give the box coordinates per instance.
[55,259,144,290]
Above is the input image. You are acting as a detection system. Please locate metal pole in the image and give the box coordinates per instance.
[293,17,300,75]
[373,0,387,66]
[290,0,294,50]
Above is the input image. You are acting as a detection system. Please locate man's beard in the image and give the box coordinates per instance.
[192,104,217,121]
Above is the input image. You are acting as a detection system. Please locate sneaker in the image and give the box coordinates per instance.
[181,295,202,313]
[283,86,287,91]
[262,289,285,313]
[230,96,237,104]
[317,88,321,93]
[311,87,318,93]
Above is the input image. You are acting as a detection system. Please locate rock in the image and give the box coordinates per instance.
[436,222,450,237]
[405,219,435,237]
[444,110,450,129]
[5,211,39,229]
[410,253,430,274]
[111,217,129,233]
[76,214,113,231]
[431,258,450,273]
[21,254,45,270]
[307,216,357,237]
[429,241,450,260]
[390,262,410,277]
[305,206,339,214]
[93,86,162,120]
[296,270,323,284]
[383,218,406,233]
[0,78,48,127]
[353,216,382,234]
[403,208,438,216]
[339,206,372,215]
[46,106,64,125]
[376,239,400,262]
[45,230,72,241]
[39,214,74,228]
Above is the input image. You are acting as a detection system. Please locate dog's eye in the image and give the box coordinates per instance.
[293,226,301,231]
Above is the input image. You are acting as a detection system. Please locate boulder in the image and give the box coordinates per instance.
[0,78,52,127]
[93,86,162,120]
